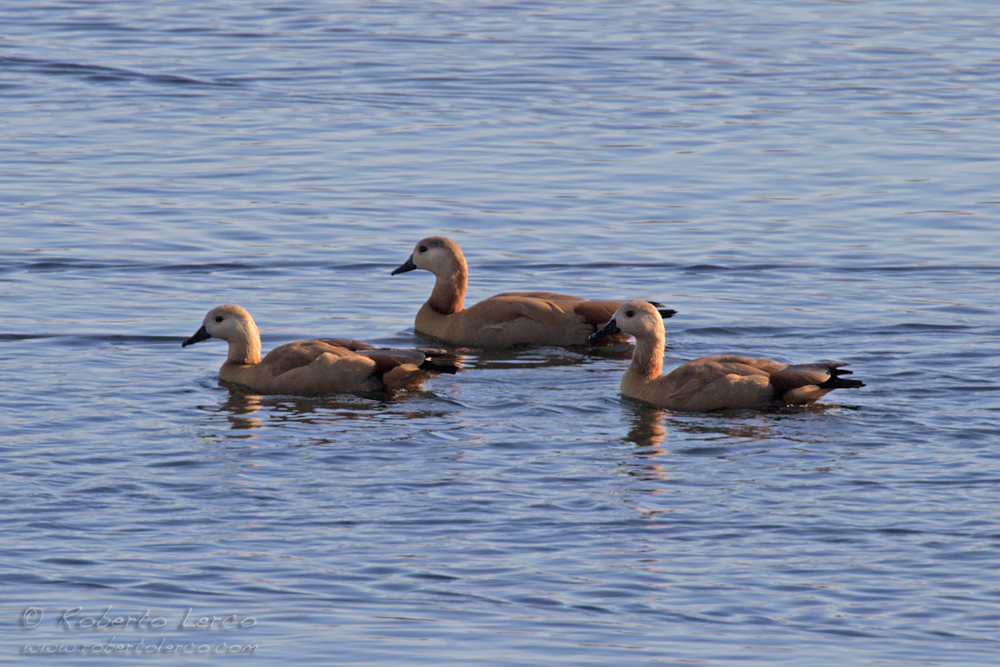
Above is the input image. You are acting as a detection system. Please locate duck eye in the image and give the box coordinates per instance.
[215,316,224,323]
[625,310,634,318]
[419,245,428,253]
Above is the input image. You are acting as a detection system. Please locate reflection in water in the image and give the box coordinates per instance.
[619,401,845,486]
[624,404,669,452]
[622,401,786,449]
[669,403,852,454]
[408,341,642,371]
[219,391,266,431]
[461,347,596,371]
[622,405,669,487]
[668,410,774,450]
[210,383,456,433]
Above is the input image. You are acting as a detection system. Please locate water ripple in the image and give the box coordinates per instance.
[2,1,1000,665]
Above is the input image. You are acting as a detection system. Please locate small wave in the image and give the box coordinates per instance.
[0,257,389,275]
[0,56,239,89]
[0,333,184,346]
[882,322,974,332]
[831,264,1000,275]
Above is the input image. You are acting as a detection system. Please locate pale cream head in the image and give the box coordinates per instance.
[398,235,465,276]
[200,304,257,343]
[391,236,469,316]
[590,300,666,343]
[609,300,666,338]
[182,304,262,365]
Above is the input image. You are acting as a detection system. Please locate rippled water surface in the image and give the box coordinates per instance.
[2,1,999,664]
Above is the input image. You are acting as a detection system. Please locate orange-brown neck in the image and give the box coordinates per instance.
[225,322,262,366]
[628,328,665,381]
[428,261,467,315]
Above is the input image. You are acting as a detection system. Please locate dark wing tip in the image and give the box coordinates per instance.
[646,301,677,319]
[820,365,865,390]
[419,359,461,374]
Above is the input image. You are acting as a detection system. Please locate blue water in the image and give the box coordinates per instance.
[2,1,999,664]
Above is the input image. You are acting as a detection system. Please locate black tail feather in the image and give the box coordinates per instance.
[647,301,677,319]
[820,367,865,390]
[420,358,461,374]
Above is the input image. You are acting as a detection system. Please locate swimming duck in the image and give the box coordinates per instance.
[391,236,676,349]
[182,304,458,395]
[589,301,864,411]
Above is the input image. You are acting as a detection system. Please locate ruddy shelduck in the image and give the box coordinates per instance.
[182,304,458,395]
[391,236,676,349]
[589,301,864,411]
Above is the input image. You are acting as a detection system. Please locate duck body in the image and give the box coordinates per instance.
[182,305,457,396]
[413,290,638,349]
[590,301,864,412]
[392,236,676,349]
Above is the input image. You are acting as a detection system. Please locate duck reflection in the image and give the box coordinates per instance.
[218,391,266,430]
[624,404,669,452]
[453,347,605,372]
[212,383,455,431]
[621,399,850,469]
[622,404,670,484]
